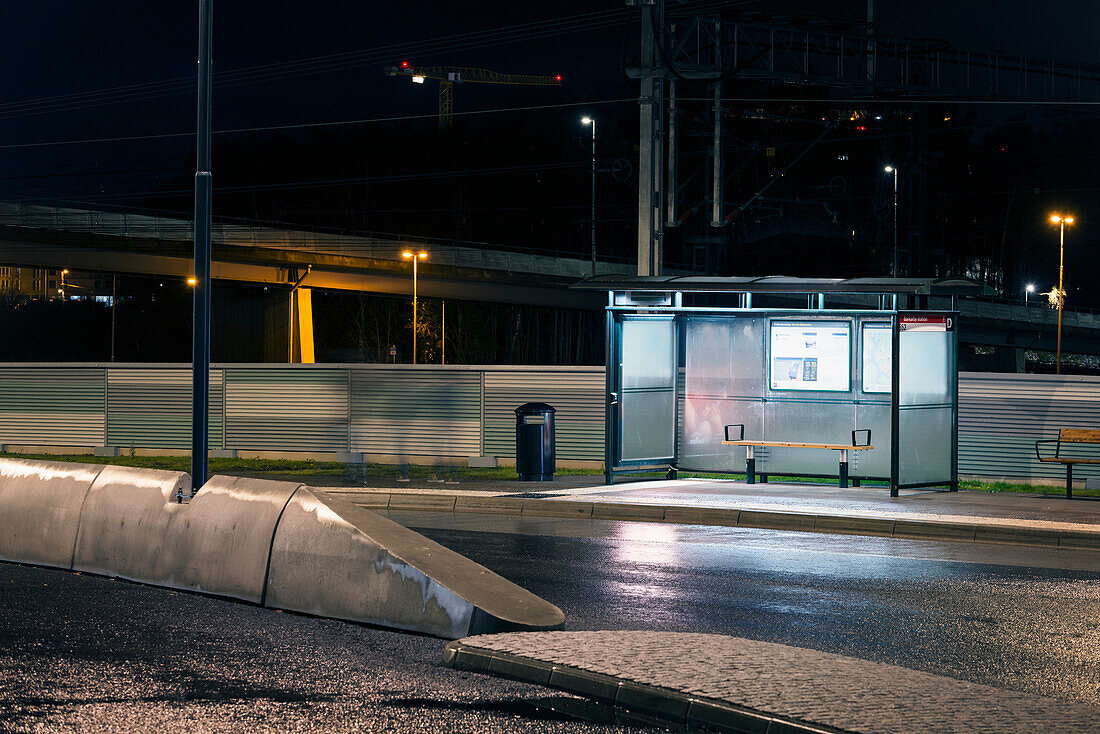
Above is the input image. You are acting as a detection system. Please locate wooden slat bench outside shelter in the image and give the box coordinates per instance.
[1034,428,1100,499]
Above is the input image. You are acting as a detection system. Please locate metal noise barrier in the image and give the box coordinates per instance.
[0,458,564,638]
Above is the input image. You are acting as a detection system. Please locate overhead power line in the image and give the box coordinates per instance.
[0,0,743,121]
[0,8,626,121]
[0,98,635,151]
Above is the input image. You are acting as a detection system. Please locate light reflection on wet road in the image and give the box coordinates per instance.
[386,511,1100,705]
[3,511,1099,732]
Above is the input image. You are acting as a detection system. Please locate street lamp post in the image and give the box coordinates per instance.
[402,250,428,364]
[884,166,898,277]
[1025,283,1035,305]
[581,116,596,274]
[191,0,214,492]
[1050,214,1075,374]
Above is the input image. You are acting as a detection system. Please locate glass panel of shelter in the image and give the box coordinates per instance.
[895,314,957,487]
[618,316,677,463]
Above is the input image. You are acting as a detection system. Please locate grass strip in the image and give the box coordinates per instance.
[1,453,1096,496]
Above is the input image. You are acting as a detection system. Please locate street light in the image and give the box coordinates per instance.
[1050,213,1075,374]
[581,116,596,274]
[402,250,428,364]
[1025,283,1035,304]
[884,166,898,277]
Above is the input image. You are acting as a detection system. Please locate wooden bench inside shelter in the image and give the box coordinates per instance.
[722,425,873,488]
[1034,428,1100,499]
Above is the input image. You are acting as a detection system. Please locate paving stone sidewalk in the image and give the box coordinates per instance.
[447,631,1100,734]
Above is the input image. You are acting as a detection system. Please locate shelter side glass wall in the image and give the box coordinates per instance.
[897,328,956,485]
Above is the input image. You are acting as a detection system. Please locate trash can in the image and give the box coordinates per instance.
[515,402,556,481]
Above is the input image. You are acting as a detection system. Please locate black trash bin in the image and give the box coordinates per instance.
[515,402,556,481]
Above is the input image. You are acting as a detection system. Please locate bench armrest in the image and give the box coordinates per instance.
[724,424,745,441]
[1035,438,1060,462]
[852,429,871,447]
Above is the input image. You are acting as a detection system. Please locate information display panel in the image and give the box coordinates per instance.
[861,322,892,393]
[769,321,851,392]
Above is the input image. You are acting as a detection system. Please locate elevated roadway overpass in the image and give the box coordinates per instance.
[1,204,1098,364]
[0,204,629,310]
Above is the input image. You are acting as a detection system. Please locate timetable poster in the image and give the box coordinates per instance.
[769,321,851,391]
[861,323,892,393]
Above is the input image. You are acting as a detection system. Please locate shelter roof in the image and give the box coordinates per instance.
[571,275,996,296]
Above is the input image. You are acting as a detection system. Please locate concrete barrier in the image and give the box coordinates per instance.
[0,458,104,569]
[73,471,299,603]
[264,486,565,638]
[2,461,564,638]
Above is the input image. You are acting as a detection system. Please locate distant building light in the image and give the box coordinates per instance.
[411,75,425,84]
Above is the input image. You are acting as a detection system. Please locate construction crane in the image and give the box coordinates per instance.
[385,62,562,130]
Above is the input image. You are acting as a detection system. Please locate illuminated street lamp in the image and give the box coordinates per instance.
[581,116,596,274]
[60,269,69,299]
[1050,214,1075,374]
[402,250,428,364]
[1025,283,1035,305]
[884,166,898,276]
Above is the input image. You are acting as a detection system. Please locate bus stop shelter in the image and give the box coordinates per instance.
[572,276,994,497]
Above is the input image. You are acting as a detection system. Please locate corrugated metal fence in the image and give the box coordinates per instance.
[1,364,1099,480]
[959,372,1100,482]
[0,364,605,462]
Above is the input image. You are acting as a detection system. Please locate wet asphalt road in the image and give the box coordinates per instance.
[2,516,1100,732]
[389,512,1100,705]
[0,562,659,734]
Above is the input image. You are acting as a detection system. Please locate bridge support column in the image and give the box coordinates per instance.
[289,287,315,364]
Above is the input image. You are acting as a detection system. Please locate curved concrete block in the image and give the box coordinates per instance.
[73,471,299,603]
[0,457,104,569]
[265,487,565,639]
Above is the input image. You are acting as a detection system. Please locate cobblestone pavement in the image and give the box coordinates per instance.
[457,631,1100,734]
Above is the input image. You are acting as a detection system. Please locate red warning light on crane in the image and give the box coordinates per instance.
[401,61,409,68]
[555,75,562,81]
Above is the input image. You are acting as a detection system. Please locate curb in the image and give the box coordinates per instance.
[330,490,1100,550]
[442,641,847,734]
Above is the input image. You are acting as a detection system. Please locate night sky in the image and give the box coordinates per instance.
[3,1,1100,299]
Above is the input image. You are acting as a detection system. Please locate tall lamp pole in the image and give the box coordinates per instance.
[191,0,213,493]
[884,165,898,277]
[1025,283,1035,305]
[1050,214,1074,374]
[402,250,427,364]
[581,116,596,274]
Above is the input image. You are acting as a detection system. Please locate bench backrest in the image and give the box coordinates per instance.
[1059,428,1100,444]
